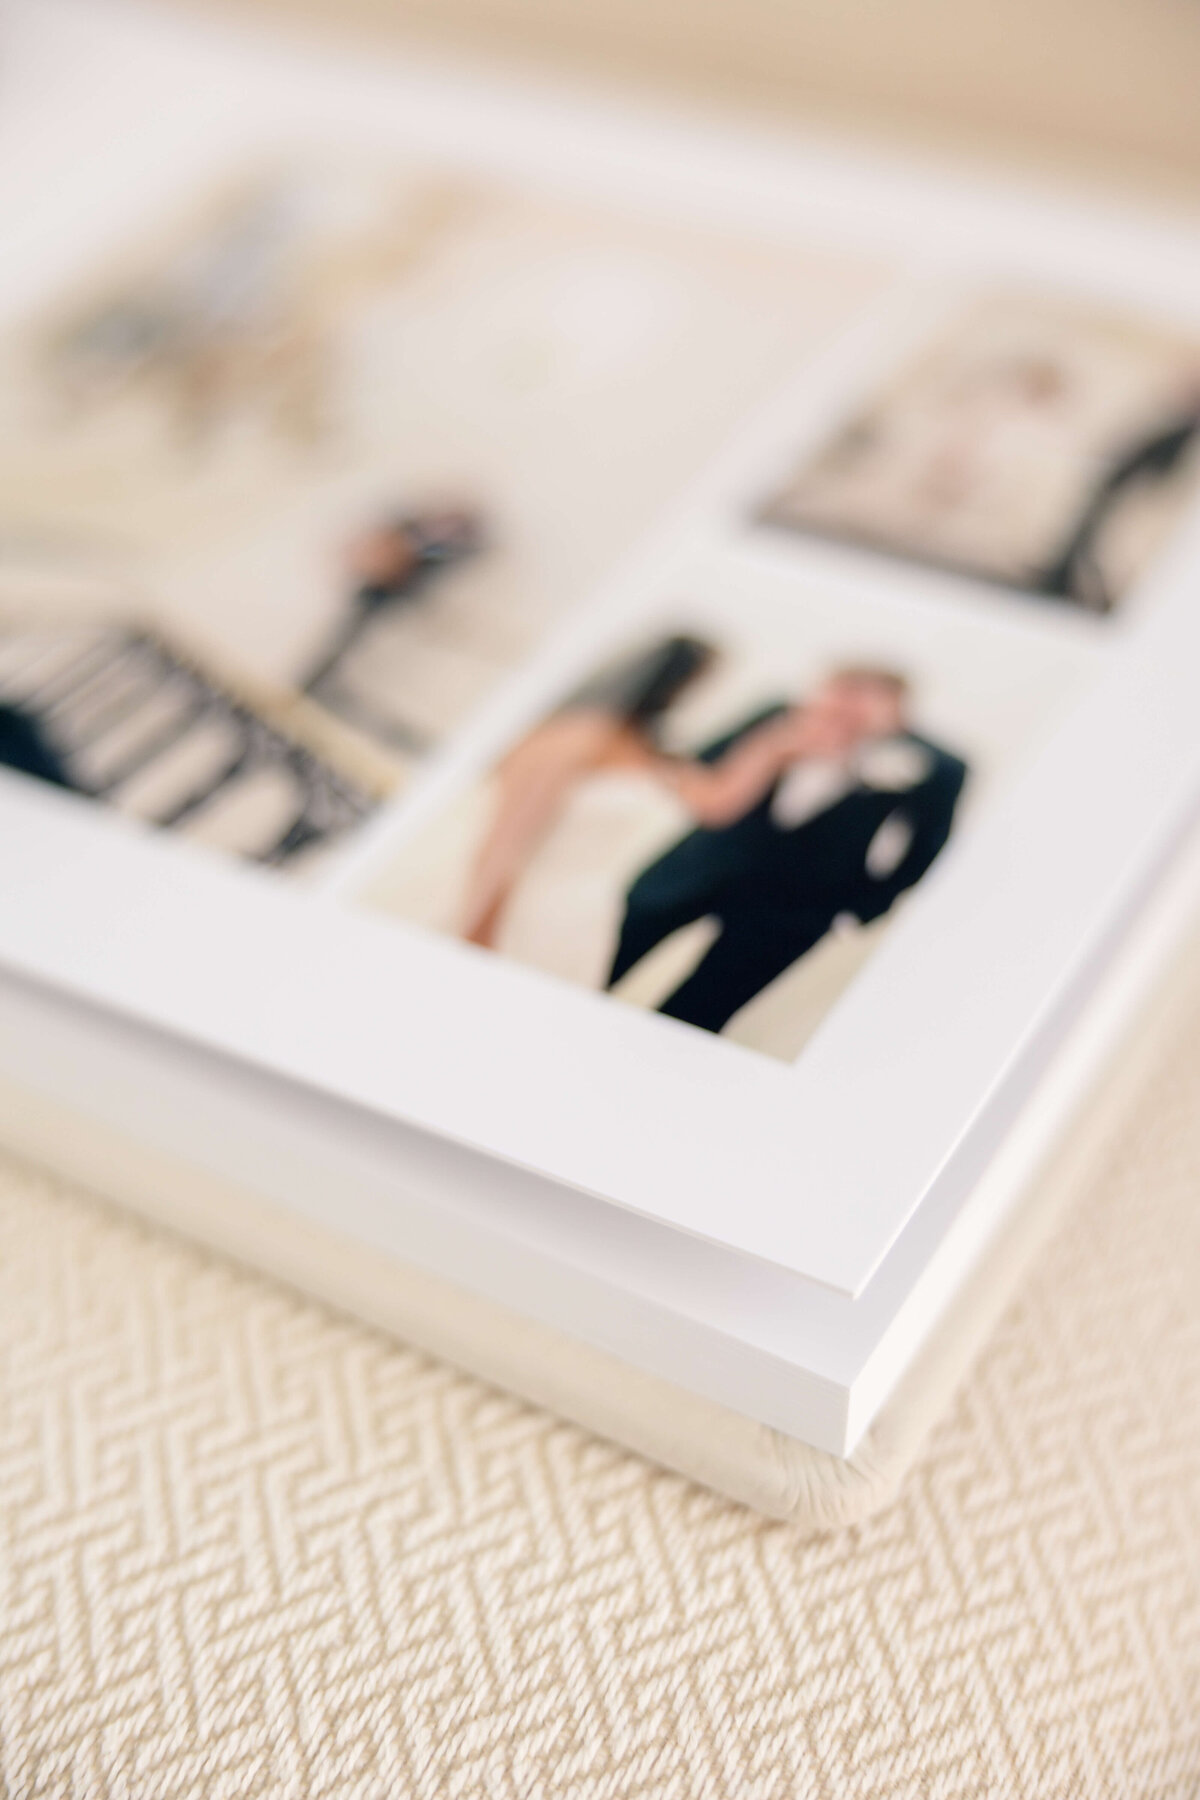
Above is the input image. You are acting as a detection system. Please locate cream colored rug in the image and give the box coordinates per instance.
[2,1016,1199,1796]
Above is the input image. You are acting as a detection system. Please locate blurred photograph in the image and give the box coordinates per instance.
[759,293,1200,614]
[360,563,1094,1058]
[0,567,393,870]
[0,157,882,857]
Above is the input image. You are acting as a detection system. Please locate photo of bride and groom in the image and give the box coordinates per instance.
[455,639,967,1035]
[357,541,1115,1061]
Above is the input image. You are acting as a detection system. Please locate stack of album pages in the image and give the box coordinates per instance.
[3,0,1200,1466]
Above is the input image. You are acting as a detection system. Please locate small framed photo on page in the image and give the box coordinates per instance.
[758,292,1200,616]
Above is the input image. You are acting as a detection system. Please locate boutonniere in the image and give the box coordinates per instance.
[857,739,932,792]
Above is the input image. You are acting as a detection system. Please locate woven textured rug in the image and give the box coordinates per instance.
[1,1013,1199,1796]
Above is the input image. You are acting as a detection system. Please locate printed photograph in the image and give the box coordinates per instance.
[0,157,882,864]
[0,564,394,870]
[759,292,1200,614]
[359,562,1096,1058]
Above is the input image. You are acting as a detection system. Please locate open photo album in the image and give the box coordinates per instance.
[4,0,1200,1463]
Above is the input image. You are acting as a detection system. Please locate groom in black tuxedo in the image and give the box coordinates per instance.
[606,667,967,1034]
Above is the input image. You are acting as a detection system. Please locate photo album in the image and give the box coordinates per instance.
[3,0,1200,1469]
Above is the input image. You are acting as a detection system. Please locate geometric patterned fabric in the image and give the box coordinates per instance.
[2,1004,1199,1797]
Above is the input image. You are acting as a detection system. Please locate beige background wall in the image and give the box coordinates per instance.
[189,0,1200,201]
